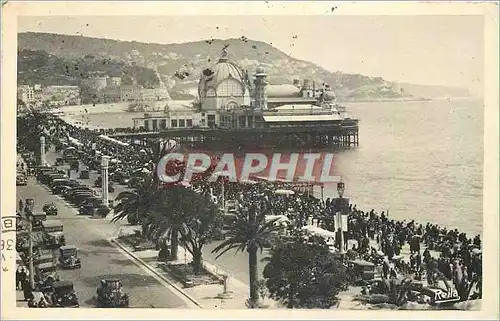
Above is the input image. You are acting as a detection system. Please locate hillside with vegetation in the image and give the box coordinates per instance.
[18,32,471,101]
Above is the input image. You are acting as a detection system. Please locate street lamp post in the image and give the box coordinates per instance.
[39,136,46,166]
[25,198,35,288]
[221,177,226,211]
[335,181,349,255]
[101,155,110,213]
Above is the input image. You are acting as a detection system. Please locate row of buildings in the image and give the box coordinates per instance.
[17,85,81,108]
[80,74,170,104]
[18,75,171,108]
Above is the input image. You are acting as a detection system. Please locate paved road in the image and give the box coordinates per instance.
[43,147,259,289]
[16,157,190,308]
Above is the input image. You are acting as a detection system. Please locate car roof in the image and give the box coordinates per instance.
[60,245,77,250]
[37,262,55,269]
[53,280,74,288]
[42,220,63,227]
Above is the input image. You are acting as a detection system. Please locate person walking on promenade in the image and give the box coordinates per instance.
[19,268,27,290]
[416,251,422,272]
[19,199,24,213]
[22,279,33,301]
[16,268,21,290]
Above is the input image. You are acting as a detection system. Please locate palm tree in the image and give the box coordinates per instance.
[144,186,192,261]
[112,177,158,226]
[211,199,282,308]
[146,187,222,273]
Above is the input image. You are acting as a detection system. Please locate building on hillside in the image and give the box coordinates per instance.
[106,77,122,88]
[120,84,143,102]
[17,85,35,105]
[42,85,81,106]
[80,77,108,104]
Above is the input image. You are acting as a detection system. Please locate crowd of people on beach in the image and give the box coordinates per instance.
[20,112,483,301]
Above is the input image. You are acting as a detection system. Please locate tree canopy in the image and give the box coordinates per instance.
[263,233,350,309]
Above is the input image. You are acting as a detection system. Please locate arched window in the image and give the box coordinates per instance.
[217,79,243,97]
[226,101,238,110]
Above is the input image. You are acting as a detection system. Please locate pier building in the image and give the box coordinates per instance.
[113,49,359,150]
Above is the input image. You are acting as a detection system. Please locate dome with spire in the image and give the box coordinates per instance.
[198,56,246,98]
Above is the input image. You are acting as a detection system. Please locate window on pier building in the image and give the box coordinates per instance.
[160,119,167,129]
[144,120,149,130]
[186,119,193,127]
[152,119,158,131]
[171,119,178,128]
[238,116,246,128]
[179,119,186,128]
[207,114,216,128]
[217,79,243,97]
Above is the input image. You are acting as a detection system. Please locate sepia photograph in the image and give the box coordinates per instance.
[1,1,498,320]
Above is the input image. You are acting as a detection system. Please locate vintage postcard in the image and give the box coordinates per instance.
[1,1,498,320]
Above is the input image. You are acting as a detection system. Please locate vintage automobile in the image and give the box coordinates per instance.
[16,174,28,186]
[348,260,376,285]
[94,177,102,187]
[79,170,90,179]
[53,185,73,195]
[42,203,58,216]
[111,171,131,185]
[35,262,60,293]
[34,252,55,265]
[51,281,80,308]
[79,203,111,216]
[41,220,65,248]
[96,279,130,308]
[70,160,80,171]
[94,177,115,192]
[31,213,47,230]
[58,245,82,269]
[50,179,80,189]
[63,147,78,160]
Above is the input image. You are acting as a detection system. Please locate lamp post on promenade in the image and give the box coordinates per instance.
[335,181,349,255]
[39,136,46,166]
[101,155,110,213]
[25,198,35,288]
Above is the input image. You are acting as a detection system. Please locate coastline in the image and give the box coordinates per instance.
[51,95,481,119]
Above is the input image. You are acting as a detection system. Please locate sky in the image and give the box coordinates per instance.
[18,15,484,93]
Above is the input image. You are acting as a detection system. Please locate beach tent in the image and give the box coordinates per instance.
[302,225,336,238]
[265,215,290,225]
[275,189,295,196]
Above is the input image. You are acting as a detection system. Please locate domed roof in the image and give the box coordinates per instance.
[198,57,245,96]
[267,84,301,98]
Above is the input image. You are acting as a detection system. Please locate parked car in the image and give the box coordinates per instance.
[94,177,115,192]
[58,245,81,269]
[51,281,79,308]
[42,203,58,216]
[79,170,90,179]
[96,279,129,308]
[52,185,73,195]
[50,179,80,189]
[80,203,110,216]
[16,175,28,186]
